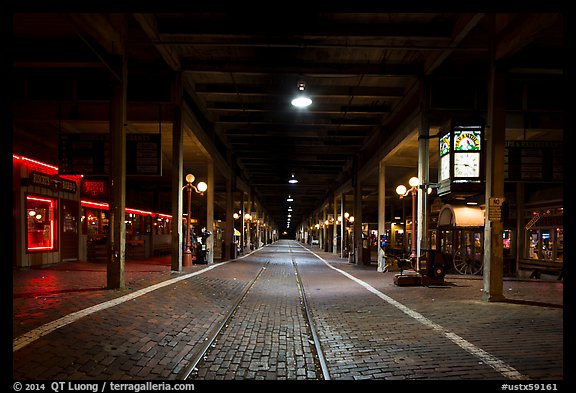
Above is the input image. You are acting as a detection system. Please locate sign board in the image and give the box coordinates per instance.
[81,178,109,200]
[59,133,109,175]
[126,134,163,176]
[488,196,505,222]
[525,214,541,230]
[504,140,563,182]
[28,171,77,193]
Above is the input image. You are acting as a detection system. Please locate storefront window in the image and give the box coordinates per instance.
[154,216,172,235]
[503,229,514,257]
[126,214,142,238]
[540,229,553,260]
[526,228,562,262]
[26,194,57,252]
[524,207,563,263]
[83,208,109,241]
[527,229,540,259]
[555,228,563,261]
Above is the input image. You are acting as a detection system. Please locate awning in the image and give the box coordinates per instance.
[234,228,241,236]
[438,204,485,227]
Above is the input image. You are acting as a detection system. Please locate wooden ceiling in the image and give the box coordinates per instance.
[11,10,564,231]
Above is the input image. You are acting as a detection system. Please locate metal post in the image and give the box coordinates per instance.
[410,187,417,260]
[183,184,192,266]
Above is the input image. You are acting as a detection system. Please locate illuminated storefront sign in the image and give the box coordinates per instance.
[29,171,77,193]
[26,195,57,252]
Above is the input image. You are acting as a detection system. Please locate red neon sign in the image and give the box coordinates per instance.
[26,195,56,251]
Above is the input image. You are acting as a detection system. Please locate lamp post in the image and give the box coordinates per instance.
[347,215,355,262]
[183,173,207,267]
[233,211,241,257]
[244,213,252,251]
[396,176,420,261]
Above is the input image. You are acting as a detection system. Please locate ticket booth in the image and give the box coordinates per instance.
[437,204,485,275]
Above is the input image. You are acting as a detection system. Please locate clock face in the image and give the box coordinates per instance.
[454,152,480,178]
[439,154,450,181]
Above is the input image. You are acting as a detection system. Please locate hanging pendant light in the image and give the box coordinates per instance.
[291,80,312,108]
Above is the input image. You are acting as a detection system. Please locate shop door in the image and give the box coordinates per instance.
[60,199,79,260]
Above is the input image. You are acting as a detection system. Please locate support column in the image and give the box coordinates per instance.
[107,45,127,289]
[256,208,261,248]
[377,159,387,272]
[224,176,234,261]
[317,211,320,248]
[515,182,525,277]
[354,177,363,265]
[322,202,330,252]
[241,192,246,253]
[340,193,346,258]
[247,190,253,250]
[260,210,265,247]
[170,72,184,272]
[325,199,335,253]
[483,31,506,301]
[322,205,328,251]
[417,83,430,272]
[333,194,338,255]
[206,161,214,264]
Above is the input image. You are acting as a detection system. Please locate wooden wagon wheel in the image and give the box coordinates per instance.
[452,247,483,275]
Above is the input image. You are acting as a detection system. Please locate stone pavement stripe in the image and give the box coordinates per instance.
[298,244,529,381]
[12,258,241,352]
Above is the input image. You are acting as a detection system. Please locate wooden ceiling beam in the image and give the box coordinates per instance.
[181,60,421,77]
[195,84,404,98]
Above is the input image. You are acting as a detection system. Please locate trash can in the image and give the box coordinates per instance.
[421,249,447,279]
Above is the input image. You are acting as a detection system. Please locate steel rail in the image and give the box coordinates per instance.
[290,246,332,381]
[176,260,271,380]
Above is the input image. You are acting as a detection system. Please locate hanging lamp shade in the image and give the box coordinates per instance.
[291,80,312,108]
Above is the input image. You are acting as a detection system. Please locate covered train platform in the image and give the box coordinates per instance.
[12,241,563,383]
[9,9,568,386]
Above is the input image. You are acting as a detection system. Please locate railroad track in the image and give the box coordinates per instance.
[177,244,330,380]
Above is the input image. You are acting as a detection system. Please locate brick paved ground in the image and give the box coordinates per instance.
[295,245,564,381]
[190,246,319,380]
[11,240,565,383]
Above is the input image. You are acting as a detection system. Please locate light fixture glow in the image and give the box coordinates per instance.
[197,181,208,192]
[291,80,312,108]
[288,173,298,183]
[287,195,294,202]
[291,96,312,107]
[396,185,407,196]
[409,176,420,188]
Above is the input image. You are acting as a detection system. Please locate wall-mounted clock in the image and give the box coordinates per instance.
[440,154,451,181]
[437,122,484,197]
[454,152,480,178]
